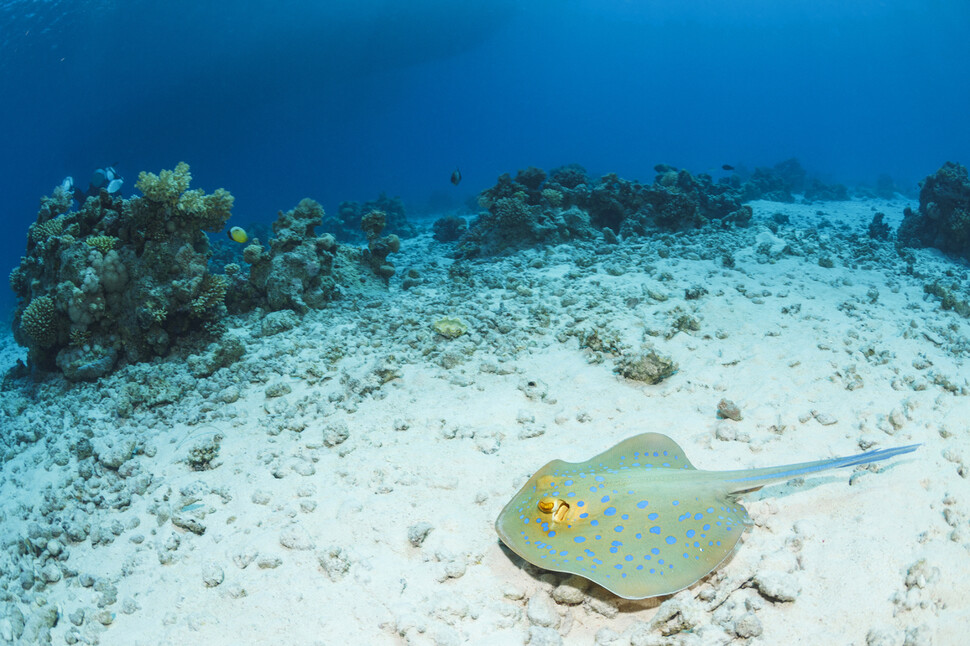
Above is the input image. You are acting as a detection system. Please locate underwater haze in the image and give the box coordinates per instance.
[1,0,969,308]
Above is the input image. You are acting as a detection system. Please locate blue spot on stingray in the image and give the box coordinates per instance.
[609,547,618,553]
[549,531,556,537]
[625,555,633,561]
[614,526,624,532]
[574,536,586,543]
[635,533,642,539]
[589,487,597,493]
[686,529,695,538]
[650,568,656,574]
[665,536,676,545]
[594,475,605,482]
[601,495,610,503]
[637,501,649,509]
[590,520,599,526]
[614,564,623,570]
[593,559,603,565]
[649,526,661,534]
[603,507,617,516]
[541,523,550,531]
[672,501,679,506]
[694,513,703,520]
[637,565,643,570]
[577,501,585,507]
[707,507,714,513]
[584,549,594,555]
[580,513,589,519]
[651,547,660,555]
[622,514,629,520]
[703,524,710,531]
[684,553,689,558]
[611,540,622,546]
[563,480,574,486]
[648,512,659,520]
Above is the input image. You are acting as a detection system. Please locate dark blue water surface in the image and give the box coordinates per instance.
[1,0,968,311]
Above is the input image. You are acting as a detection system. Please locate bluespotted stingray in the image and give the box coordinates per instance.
[495,432,918,599]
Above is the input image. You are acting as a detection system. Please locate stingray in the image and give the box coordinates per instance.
[495,432,918,599]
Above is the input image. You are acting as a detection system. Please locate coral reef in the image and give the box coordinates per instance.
[739,158,806,202]
[868,213,891,240]
[239,200,399,313]
[326,192,415,242]
[242,198,339,313]
[10,163,237,380]
[803,178,849,201]
[457,164,750,257]
[739,158,852,203]
[898,161,970,257]
[361,210,400,282]
[432,216,468,242]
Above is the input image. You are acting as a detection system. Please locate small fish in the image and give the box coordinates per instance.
[451,168,462,186]
[227,226,248,243]
[721,164,735,171]
[496,432,917,599]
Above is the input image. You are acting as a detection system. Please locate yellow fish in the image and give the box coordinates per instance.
[227,226,248,243]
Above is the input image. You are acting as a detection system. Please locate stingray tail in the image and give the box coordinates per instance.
[720,443,920,494]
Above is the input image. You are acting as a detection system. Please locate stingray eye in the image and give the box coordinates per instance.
[537,498,556,513]
[537,498,571,522]
[553,500,570,522]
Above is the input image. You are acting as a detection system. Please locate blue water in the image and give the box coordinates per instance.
[2,0,969,313]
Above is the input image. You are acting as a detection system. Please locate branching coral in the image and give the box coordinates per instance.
[190,274,228,318]
[85,235,119,254]
[19,296,57,348]
[28,216,65,244]
[129,162,235,240]
[135,162,193,205]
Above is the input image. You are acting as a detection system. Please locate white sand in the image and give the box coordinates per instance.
[0,197,967,645]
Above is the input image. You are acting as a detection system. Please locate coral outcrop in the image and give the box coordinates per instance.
[898,161,970,257]
[456,164,750,257]
[238,200,400,313]
[432,216,468,242]
[10,163,236,380]
[326,192,415,242]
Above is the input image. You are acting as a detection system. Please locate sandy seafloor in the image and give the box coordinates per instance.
[1,198,968,646]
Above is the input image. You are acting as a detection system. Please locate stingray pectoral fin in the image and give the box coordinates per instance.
[583,432,698,471]
[720,443,920,494]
